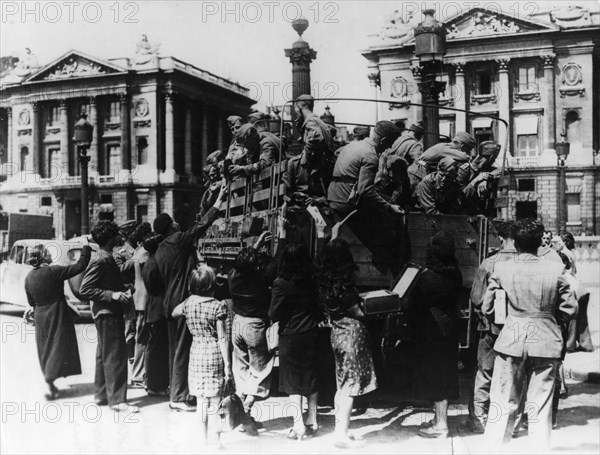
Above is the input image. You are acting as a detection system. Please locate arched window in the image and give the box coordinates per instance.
[20,146,29,171]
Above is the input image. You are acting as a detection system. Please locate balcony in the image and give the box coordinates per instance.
[509,156,540,168]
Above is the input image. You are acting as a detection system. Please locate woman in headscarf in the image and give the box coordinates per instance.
[24,242,92,399]
[410,231,462,438]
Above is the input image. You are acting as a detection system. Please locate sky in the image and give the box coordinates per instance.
[1,1,598,125]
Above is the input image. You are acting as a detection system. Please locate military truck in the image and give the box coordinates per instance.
[0,212,54,262]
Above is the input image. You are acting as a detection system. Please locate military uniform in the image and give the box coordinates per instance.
[414,172,463,215]
[283,152,331,206]
[300,113,334,159]
[387,132,423,165]
[407,142,471,192]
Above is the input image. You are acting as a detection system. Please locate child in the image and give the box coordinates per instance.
[172,265,232,447]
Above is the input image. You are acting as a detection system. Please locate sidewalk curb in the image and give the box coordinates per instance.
[571,370,600,384]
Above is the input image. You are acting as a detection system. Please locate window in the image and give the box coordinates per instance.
[515,116,539,157]
[517,178,535,192]
[137,137,148,165]
[567,193,581,223]
[439,73,452,101]
[108,101,120,123]
[516,201,537,220]
[518,66,537,93]
[10,245,25,264]
[48,148,60,178]
[20,146,29,171]
[48,106,60,126]
[41,197,52,206]
[106,144,121,175]
[100,194,112,204]
[18,194,28,213]
[136,205,148,223]
[475,69,492,95]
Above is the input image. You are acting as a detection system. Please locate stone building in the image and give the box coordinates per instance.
[0,39,254,239]
[363,5,600,235]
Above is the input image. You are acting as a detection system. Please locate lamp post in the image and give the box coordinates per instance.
[73,112,93,235]
[413,9,447,151]
[555,131,570,234]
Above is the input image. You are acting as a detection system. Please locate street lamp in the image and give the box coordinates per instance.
[555,131,570,234]
[73,112,93,235]
[413,9,447,151]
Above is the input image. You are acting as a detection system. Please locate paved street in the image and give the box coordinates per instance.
[1,290,598,455]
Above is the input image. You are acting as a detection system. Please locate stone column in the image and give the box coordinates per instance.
[120,93,131,171]
[184,102,192,175]
[411,65,423,127]
[89,96,99,176]
[496,59,511,165]
[453,62,466,133]
[163,93,175,180]
[31,102,40,177]
[201,103,209,168]
[6,107,13,175]
[542,54,556,153]
[367,70,381,122]
[59,100,69,178]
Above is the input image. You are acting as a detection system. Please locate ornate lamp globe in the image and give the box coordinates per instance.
[73,112,93,144]
[414,9,446,63]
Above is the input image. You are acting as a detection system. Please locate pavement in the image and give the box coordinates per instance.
[1,287,598,454]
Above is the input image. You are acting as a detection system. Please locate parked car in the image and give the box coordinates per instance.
[0,237,96,312]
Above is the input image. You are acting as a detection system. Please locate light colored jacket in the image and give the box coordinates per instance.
[482,254,577,358]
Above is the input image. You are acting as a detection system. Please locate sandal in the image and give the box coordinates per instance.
[287,428,307,440]
[304,424,318,437]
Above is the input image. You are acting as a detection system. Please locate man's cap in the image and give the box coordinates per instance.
[226,115,243,126]
[235,123,257,141]
[384,154,408,173]
[393,119,406,131]
[373,120,401,140]
[247,111,269,122]
[438,156,458,173]
[408,123,424,134]
[429,231,456,261]
[479,141,501,157]
[353,126,370,136]
[295,94,314,102]
[153,213,173,236]
[118,220,138,235]
[453,131,476,149]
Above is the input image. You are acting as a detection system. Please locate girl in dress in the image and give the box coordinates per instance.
[172,265,232,448]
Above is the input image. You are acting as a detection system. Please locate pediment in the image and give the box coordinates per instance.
[24,50,126,82]
[444,8,558,40]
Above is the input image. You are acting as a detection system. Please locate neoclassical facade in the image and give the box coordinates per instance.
[0,45,254,239]
[363,5,600,235]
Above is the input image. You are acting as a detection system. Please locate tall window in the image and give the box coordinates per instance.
[475,68,492,95]
[48,148,61,178]
[20,147,29,171]
[106,144,121,175]
[439,73,452,102]
[137,137,148,165]
[567,193,581,224]
[48,106,60,126]
[108,101,120,123]
[518,66,537,93]
[515,116,539,157]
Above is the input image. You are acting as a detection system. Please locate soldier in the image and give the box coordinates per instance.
[248,111,286,163]
[328,120,403,274]
[408,131,476,193]
[226,123,279,178]
[458,141,502,214]
[462,220,517,434]
[414,157,463,215]
[295,94,335,162]
[352,126,370,141]
[387,122,424,165]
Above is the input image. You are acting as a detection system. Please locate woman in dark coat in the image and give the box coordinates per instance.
[317,238,377,449]
[24,243,92,399]
[269,241,322,440]
[410,231,462,438]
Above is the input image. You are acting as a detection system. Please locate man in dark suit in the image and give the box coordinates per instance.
[482,218,577,452]
[153,185,227,411]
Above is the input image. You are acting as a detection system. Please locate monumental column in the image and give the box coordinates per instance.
[284,18,317,101]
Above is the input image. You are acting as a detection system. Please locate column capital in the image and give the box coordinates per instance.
[452,62,465,75]
[284,46,317,66]
[496,59,510,72]
[89,96,97,106]
[367,71,380,88]
[59,100,68,109]
[164,92,175,103]
[542,54,556,69]
[119,93,129,102]
[31,101,40,112]
[411,65,423,78]
[6,106,12,116]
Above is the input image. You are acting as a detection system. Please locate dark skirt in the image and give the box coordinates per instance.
[34,300,81,381]
[413,336,459,402]
[279,328,319,395]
